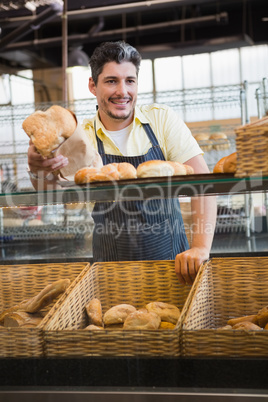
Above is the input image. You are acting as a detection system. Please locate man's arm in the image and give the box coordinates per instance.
[175,154,217,285]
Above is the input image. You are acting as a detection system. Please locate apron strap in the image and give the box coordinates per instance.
[141,123,166,160]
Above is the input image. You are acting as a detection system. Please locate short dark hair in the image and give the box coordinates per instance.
[89,41,142,84]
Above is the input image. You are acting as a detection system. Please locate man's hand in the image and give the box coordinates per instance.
[175,246,209,285]
[28,140,68,176]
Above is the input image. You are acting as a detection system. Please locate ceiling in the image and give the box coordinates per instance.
[0,0,267,73]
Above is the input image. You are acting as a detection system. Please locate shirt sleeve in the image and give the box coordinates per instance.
[162,106,203,163]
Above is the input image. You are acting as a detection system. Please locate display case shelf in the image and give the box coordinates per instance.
[0,174,267,207]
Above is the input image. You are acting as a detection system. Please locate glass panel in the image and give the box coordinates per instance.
[154,56,183,91]
[182,53,211,88]
[10,71,34,104]
[211,49,240,85]
[241,45,268,82]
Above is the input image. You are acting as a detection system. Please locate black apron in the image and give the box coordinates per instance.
[92,123,189,261]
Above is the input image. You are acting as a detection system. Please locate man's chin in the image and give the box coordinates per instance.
[109,111,132,121]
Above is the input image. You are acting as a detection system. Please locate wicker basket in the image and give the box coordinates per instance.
[235,116,268,177]
[0,262,89,357]
[181,257,268,357]
[42,260,192,357]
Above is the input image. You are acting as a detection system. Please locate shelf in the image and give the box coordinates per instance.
[0,174,267,207]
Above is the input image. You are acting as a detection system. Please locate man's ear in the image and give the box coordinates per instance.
[88,77,96,96]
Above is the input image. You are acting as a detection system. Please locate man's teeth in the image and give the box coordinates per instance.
[112,100,128,104]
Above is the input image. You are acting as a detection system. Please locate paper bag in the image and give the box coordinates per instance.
[54,122,103,181]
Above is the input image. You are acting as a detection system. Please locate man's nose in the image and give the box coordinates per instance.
[115,81,128,96]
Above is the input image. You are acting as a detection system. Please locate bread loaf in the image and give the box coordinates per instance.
[103,304,136,325]
[123,310,161,330]
[85,298,103,327]
[22,105,77,157]
[145,301,181,324]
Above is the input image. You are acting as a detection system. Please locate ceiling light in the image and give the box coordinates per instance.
[25,2,36,12]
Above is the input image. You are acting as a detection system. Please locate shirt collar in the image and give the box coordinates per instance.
[93,105,150,135]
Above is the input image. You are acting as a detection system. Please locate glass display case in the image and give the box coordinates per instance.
[0,174,268,401]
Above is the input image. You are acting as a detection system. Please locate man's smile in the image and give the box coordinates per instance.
[110,98,131,105]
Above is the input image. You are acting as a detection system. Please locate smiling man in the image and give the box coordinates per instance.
[27,41,216,285]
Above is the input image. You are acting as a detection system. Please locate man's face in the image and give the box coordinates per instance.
[89,61,138,127]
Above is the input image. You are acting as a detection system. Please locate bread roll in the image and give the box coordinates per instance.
[74,163,137,184]
[232,321,262,331]
[0,304,22,324]
[103,304,136,325]
[159,321,176,330]
[105,323,124,329]
[213,156,227,173]
[256,306,268,328]
[217,325,233,330]
[145,301,181,324]
[110,162,137,180]
[85,298,103,327]
[84,324,104,330]
[123,310,161,330]
[194,133,213,152]
[223,152,237,173]
[167,161,187,176]
[74,167,99,184]
[209,132,230,150]
[184,164,195,175]
[137,160,174,178]
[227,314,258,327]
[92,164,120,181]
[22,105,77,157]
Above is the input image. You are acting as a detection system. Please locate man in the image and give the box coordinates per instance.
[28,41,216,285]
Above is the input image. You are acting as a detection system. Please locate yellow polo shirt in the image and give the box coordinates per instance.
[82,103,202,163]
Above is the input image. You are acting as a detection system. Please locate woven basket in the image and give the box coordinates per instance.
[235,116,268,177]
[0,262,89,357]
[42,260,192,357]
[181,257,268,357]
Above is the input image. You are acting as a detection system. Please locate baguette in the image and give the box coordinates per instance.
[21,278,71,313]
[227,314,258,327]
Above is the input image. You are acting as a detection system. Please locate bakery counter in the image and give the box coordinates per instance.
[0,357,268,401]
[1,174,268,207]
